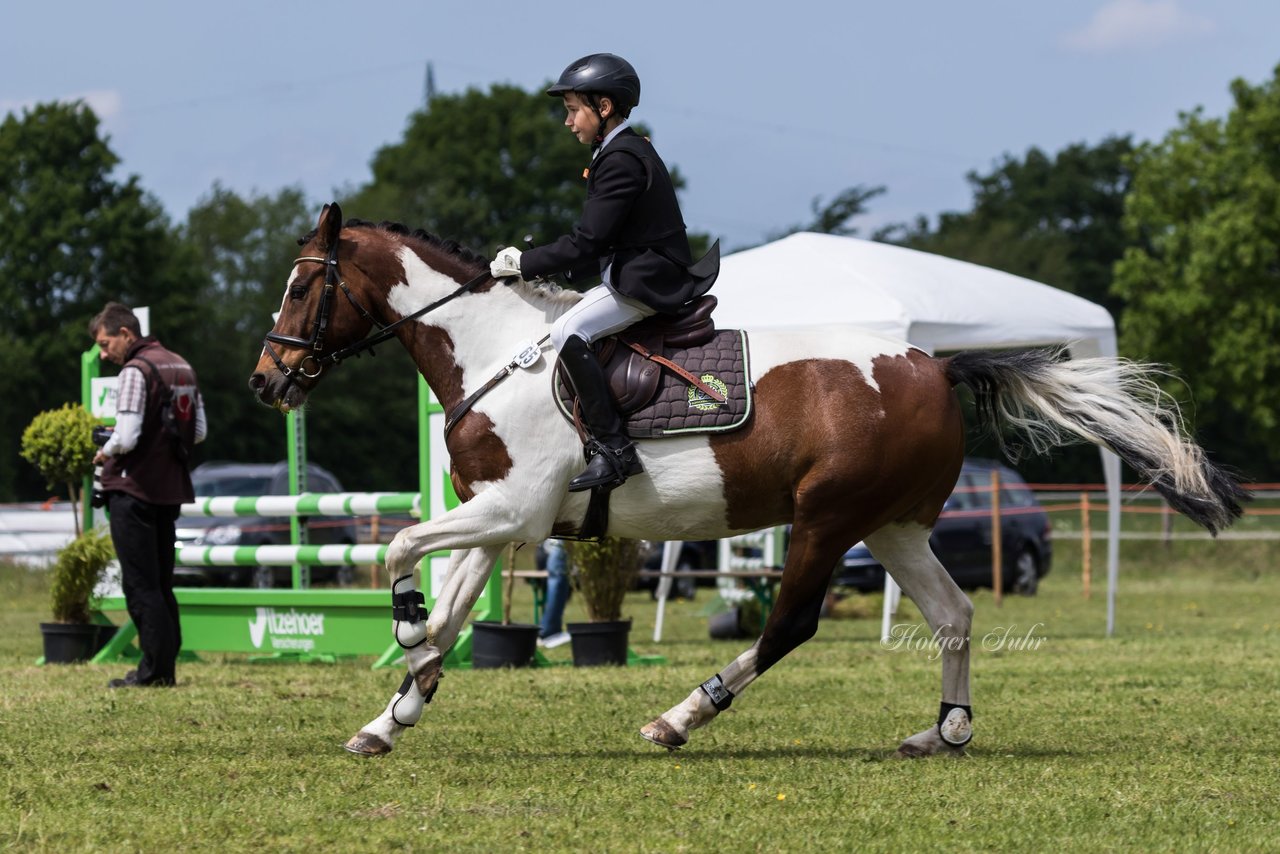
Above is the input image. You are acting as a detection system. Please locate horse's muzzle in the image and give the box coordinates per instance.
[248,369,308,412]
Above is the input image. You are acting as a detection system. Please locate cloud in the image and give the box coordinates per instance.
[1062,0,1214,52]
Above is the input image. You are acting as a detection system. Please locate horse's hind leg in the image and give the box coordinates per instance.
[345,545,502,756]
[641,517,849,750]
[864,523,974,757]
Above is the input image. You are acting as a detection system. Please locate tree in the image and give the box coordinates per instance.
[1113,66,1280,477]
[20,404,99,534]
[877,138,1138,483]
[889,137,1135,317]
[180,184,315,468]
[343,83,708,256]
[179,184,424,492]
[0,102,192,501]
[344,84,597,251]
[770,184,887,241]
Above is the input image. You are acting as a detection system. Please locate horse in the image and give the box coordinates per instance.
[249,203,1248,757]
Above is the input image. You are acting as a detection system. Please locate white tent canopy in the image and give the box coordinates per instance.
[713,232,1124,636]
[714,232,1116,357]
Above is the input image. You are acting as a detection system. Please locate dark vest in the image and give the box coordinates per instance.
[101,338,199,506]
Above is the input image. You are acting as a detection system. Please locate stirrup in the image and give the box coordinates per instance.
[568,439,643,492]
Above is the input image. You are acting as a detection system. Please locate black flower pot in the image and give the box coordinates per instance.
[567,619,631,667]
[40,622,106,664]
[470,621,539,669]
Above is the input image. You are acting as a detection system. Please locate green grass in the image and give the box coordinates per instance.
[2,542,1278,852]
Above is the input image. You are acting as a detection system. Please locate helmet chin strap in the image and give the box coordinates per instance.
[587,95,616,154]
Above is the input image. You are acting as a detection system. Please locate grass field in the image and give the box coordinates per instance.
[2,535,1278,852]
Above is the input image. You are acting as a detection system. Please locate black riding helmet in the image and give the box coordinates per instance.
[546,53,641,117]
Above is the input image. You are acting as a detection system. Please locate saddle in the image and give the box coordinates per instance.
[555,295,754,439]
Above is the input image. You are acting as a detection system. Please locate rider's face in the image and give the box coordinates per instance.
[563,92,612,144]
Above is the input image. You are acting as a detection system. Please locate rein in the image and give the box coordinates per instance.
[263,247,491,379]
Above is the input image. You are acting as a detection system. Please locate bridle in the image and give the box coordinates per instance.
[262,241,491,379]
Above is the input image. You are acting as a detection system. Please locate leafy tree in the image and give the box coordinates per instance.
[180,184,315,467]
[0,102,193,501]
[20,404,100,533]
[344,84,598,252]
[1113,66,1280,477]
[179,184,424,492]
[770,184,887,241]
[344,83,708,256]
[890,137,1135,318]
[878,138,1138,483]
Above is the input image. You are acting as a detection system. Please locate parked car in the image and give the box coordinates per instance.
[834,458,1053,595]
[174,461,358,588]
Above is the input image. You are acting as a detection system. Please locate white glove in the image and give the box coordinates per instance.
[490,246,523,278]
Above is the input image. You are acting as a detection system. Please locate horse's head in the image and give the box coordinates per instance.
[249,202,383,411]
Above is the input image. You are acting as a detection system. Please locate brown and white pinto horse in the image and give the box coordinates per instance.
[250,204,1247,757]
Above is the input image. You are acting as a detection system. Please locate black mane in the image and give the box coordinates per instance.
[296,218,488,268]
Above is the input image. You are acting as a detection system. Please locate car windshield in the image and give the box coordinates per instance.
[193,475,272,497]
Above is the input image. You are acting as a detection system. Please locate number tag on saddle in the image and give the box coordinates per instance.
[514,341,542,369]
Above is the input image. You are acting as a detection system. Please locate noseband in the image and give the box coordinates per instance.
[263,242,491,379]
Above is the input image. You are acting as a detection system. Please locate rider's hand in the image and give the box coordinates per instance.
[490,246,523,279]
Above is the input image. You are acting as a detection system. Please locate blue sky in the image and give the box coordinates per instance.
[3,1,1278,251]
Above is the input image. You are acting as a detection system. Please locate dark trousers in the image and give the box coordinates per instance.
[107,492,181,684]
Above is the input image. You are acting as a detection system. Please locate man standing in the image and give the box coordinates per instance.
[89,302,206,688]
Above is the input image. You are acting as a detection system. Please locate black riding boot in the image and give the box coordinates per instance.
[559,335,645,492]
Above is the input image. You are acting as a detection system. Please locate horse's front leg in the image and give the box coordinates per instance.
[345,545,503,756]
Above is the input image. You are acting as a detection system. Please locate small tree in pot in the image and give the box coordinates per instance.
[564,537,644,666]
[22,404,117,662]
[20,403,99,536]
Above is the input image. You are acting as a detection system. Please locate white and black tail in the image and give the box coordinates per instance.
[944,349,1250,535]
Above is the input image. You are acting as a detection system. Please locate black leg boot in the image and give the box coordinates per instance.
[559,335,645,492]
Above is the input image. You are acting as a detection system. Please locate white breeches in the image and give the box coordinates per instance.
[550,284,655,349]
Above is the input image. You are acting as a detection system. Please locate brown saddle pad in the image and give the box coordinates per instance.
[555,328,753,439]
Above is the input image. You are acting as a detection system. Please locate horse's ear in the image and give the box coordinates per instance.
[316,202,343,251]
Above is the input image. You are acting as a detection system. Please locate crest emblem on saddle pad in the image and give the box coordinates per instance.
[687,374,729,411]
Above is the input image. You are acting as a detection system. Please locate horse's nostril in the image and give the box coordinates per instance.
[248,373,267,391]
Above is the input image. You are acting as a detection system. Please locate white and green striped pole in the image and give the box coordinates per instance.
[180,492,421,517]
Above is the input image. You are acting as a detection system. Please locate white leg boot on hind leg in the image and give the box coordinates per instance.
[896,703,972,758]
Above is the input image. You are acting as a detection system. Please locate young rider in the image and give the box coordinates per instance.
[491,53,718,493]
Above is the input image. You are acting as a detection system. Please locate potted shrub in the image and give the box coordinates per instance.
[21,404,117,662]
[20,403,99,536]
[564,537,644,666]
[470,544,540,668]
[41,528,117,662]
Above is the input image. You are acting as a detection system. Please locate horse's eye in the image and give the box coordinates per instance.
[290,285,307,300]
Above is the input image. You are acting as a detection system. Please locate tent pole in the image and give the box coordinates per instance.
[1101,449,1122,636]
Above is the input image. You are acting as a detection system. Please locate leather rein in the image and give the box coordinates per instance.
[262,243,490,379]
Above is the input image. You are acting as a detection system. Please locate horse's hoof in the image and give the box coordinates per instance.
[640,718,687,751]
[344,731,392,756]
[893,743,931,759]
[893,739,967,759]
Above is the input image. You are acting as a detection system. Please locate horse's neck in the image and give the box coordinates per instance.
[383,249,566,408]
